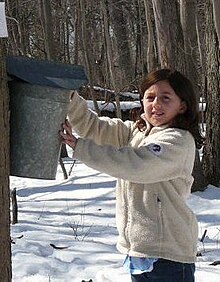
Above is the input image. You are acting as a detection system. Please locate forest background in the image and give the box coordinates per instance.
[0,0,220,281]
[4,0,220,188]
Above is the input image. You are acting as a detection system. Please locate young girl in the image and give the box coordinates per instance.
[60,69,203,282]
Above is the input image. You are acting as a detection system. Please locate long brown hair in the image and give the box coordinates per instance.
[133,69,204,148]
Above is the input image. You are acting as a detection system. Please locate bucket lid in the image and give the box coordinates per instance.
[6,56,88,90]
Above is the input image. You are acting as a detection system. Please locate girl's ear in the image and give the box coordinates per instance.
[179,101,187,114]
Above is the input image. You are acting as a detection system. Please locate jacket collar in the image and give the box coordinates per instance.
[140,113,169,135]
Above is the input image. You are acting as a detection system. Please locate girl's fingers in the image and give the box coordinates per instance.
[59,131,69,141]
[60,121,77,149]
[60,132,73,141]
[59,131,77,149]
[59,130,76,142]
[65,127,72,136]
[62,120,72,134]
[65,119,71,127]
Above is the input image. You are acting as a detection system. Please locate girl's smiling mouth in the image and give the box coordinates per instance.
[152,112,164,116]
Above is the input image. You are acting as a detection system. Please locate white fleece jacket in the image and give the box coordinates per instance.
[68,92,198,263]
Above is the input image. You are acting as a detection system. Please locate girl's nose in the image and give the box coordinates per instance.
[153,97,161,108]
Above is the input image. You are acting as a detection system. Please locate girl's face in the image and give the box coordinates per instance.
[143,80,186,127]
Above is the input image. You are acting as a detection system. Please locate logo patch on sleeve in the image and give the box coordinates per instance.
[147,143,163,156]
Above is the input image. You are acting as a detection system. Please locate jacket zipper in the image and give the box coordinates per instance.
[157,196,163,240]
[125,182,131,247]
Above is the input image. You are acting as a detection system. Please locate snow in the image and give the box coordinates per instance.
[10,157,220,281]
[86,100,140,112]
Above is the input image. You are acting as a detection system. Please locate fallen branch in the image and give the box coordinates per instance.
[50,243,68,250]
[210,260,220,266]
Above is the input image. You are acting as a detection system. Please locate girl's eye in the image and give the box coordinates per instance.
[145,96,154,102]
[163,96,170,101]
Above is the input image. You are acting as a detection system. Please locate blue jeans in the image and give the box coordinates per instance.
[131,259,195,282]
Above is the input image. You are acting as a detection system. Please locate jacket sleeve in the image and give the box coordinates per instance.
[67,92,134,147]
[73,128,196,184]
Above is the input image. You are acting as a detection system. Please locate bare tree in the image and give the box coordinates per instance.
[152,0,186,73]
[180,0,200,98]
[202,0,220,186]
[180,0,207,192]
[110,0,134,87]
[6,0,38,56]
[38,0,56,59]
[143,0,156,72]
[4,0,220,188]
[196,1,206,76]
[0,38,12,281]
[212,0,220,47]
[101,0,122,118]
[79,0,100,116]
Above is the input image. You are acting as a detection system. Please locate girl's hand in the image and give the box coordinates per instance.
[60,119,78,150]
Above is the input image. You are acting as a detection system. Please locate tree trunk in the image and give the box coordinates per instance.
[111,0,134,87]
[0,39,12,281]
[191,150,208,192]
[180,0,207,191]
[202,0,220,186]
[152,0,186,73]
[195,1,206,80]
[134,0,144,77]
[80,0,100,116]
[180,0,200,99]
[143,0,155,72]
[101,0,122,118]
[212,0,220,47]
[71,1,80,65]
[38,0,56,59]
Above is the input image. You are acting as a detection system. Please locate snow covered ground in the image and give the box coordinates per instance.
[10,158,220,282]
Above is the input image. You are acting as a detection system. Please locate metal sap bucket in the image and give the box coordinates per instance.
[7,56,87,180]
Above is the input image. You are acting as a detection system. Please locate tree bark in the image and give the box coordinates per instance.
[80,0,100,116]
[202,0,220,186]
[101,0,122,118]
[152,0,186,73]
[38,0,56,60]
[191,150,208,192]
[143,0,155,72]
[212,0,220,48]
[0,38,12,281]
[111,0,134,86]
[195,1,206,78]
[134,0,144,76]
[180,0,207,191]
[180,0,200,100]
